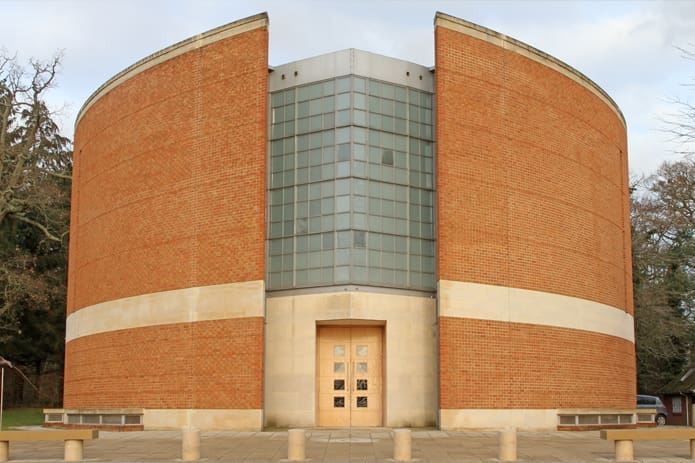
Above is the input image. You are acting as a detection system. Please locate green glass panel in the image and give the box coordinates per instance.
[336,77,351,93]
[323,232,334,250]
[336,213,350,230]
[271,92,284,107]
[354,93,366,109]
[310,132,322,149]
[337,110,350,127]
[323,112,335,128]
[353,161,366,178]
[309,99,322,116]
[336,195,350,213]
[323,95,335,112]
[322,164,334,180]
[369,80,380,96]
[270,239,283,255]
[309,83,322,99]
[353,213,367,229]
[369,113,381,130]
[322,180,335,197]
[296,269,308,285]
[270,256,282,272]
[321,215,334,232]
[395,118,407,134]
[353,266,367,281]
[323,146,335,164]
[354,144,366,161]
[381,99,394,116]
[337,93,350,110]
[296,252,308,269]
[352,178,367,195]
[322,250,334,266]
[309,234,321,251]
[354,77,366,93]
[367,248,381,268]
[353,127,366,144]
[369,95,380,113]
[394,86,407,102]
[296,217,308,234]
[298,101,310,117]
[335,266,350,282]
[297,86,310,101]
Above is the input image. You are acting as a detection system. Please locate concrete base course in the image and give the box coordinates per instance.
[6,428,695,462]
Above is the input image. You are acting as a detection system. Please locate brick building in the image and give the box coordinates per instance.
[57,12,635,431]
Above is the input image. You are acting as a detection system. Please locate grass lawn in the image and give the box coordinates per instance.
[0,408,43,430]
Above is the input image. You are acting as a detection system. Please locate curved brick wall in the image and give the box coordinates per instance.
[434,13,635,415]
[65,15,268,421]
[435,20,631,313]
[64,318,263,409]
[439,317,635,409]
[68,18,268,314]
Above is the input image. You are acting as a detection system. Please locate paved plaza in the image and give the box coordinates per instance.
[4,428,695,462]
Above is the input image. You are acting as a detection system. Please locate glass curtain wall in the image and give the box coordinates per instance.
[268,76,434,291]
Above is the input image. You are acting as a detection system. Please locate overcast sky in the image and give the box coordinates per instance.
[2,0,694,177]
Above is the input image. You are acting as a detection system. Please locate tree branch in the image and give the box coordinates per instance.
[46,171,71,180]
[7,213,61,242]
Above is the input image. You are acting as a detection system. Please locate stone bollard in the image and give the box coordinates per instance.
[690,438,695,460]
[614,439,633,462]
[182,428,201,461]
[64,439,84,462]
[0,441,8,462]
[498,428,517,462]
[288,428,306,461]
[393,428,412,462]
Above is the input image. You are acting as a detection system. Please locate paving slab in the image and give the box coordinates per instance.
[2,427,694,462]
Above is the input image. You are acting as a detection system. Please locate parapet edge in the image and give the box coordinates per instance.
[75,12,269,128]
[434,12,626,128]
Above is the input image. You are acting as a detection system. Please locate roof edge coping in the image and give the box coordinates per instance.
[434,12,626,128]
[75,12,269,128]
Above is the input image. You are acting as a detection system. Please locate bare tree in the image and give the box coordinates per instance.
[0,51,71,243]
[0,51,70,374]
[632,160,695,392]
[665,46,695,156]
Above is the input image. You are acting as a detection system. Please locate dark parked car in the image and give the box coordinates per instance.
[637,394,668,425]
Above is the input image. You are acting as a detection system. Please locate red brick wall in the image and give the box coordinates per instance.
[435,21,635,411]
[439,317,636,409]
[63,318,263,409]
[65,20,268,413]
[435,25,632,313]
[68,25,268,315]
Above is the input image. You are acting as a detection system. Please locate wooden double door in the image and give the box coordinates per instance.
[317,326,383,427]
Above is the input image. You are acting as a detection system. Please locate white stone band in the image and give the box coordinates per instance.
[144,409,262,431]
[65,280,265,342]
[439,280,634,342]
[440,409,558,430]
